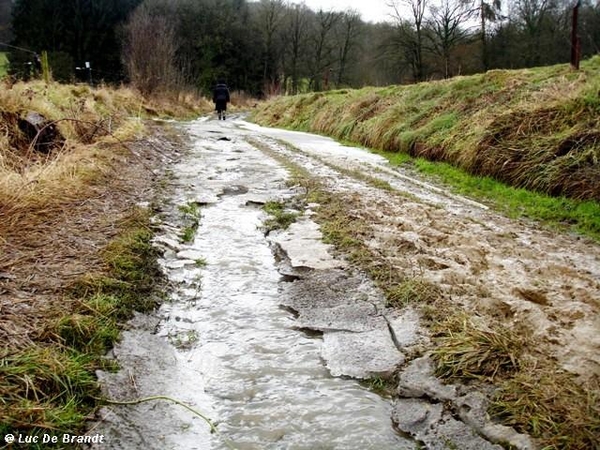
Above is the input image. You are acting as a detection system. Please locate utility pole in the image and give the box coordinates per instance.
[85,61,92,85]
[570,0,581,70]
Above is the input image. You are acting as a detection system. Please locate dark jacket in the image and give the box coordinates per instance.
[213,83,230,104]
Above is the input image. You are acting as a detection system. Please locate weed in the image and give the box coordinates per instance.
[178,201,201,218]
[195,257,208,267]
[363,376,396,397]
[169,330,200,349]
[386,278,441,308]
[262,200,299,231]
[178,201,201,243]
[431,316,526,382]
[180,225,197,243]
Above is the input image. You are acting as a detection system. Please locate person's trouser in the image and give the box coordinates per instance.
[215,101,227,120]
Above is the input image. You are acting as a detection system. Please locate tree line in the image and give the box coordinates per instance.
[2,0,599,95]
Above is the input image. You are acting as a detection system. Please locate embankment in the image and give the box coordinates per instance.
[253,57,600,203]
[0,80,209,442]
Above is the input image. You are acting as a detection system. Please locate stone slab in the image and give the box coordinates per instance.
[272,219,346,270]
[322,329,404,379]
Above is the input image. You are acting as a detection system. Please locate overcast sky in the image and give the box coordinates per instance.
[289,0,395,24]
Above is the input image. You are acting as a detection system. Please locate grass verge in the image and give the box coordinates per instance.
[252,56,600,239]
[0,78,196,445]
[0,207,163,445]
[382,153,600,241]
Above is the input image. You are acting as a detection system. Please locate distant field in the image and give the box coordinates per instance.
[0,52,7,77]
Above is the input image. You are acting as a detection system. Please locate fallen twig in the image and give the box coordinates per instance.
[100,395,237,450]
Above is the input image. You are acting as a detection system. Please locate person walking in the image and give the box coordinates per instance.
[213,80,230,120]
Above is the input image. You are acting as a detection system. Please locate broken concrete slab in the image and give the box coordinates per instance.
[392,399,503,450]
[396,355,457,401]
[176,249,205,261]
[296,303,385,333]
[153,235,182,252]
[395,357,535,450]
[163,259,196,269]
[392,398,443,435]
[271,218,346,270]
[457,392,536,450]
[385,307,422,349]
[282,269,374,311]
[322,328,404,379]
[194,193,220,205]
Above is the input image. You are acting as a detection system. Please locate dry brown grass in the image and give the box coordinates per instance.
[491,364,600,450]
[0,79,193,438]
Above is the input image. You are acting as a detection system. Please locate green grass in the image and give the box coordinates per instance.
[178,201,201,243]
[194,257,207,267]
[0,348,98,435]
[402,156,600,240]
[253,56,600,205]
[262,200,299,231]
[0,52,8,78]
[386,278,441,309]
[0,207,164,442]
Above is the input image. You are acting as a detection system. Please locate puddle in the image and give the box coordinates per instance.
[94,119,413,449]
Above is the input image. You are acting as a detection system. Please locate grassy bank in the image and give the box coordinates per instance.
[0,209,161,443]
[252,57,600,237]
[0,80,208,443]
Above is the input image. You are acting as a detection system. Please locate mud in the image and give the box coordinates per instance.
[241,121,600,384]
[91,115,599,449]
[93,118,410,449]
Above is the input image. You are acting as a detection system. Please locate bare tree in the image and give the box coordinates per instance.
[283,3,311,94]
[307,9,341,90]
[336,10,362,86]
[256,0,286,91]
[427,0,475,77]
[388,0,428,81]
[513,0,557,65]
[122,3,181,95]
[478,0,503,70]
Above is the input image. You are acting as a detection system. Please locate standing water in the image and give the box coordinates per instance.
[94,119,414,449]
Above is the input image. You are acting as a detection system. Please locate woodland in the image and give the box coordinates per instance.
[1,0,599,94]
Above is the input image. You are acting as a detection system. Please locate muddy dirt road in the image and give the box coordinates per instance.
[92,117,599,449]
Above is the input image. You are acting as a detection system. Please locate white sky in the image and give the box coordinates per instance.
[290,0,395,24]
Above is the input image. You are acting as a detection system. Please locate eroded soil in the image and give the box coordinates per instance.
[90,117,598,449]
[242,121,599,384]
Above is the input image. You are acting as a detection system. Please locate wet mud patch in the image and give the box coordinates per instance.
[243,125,599,448]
